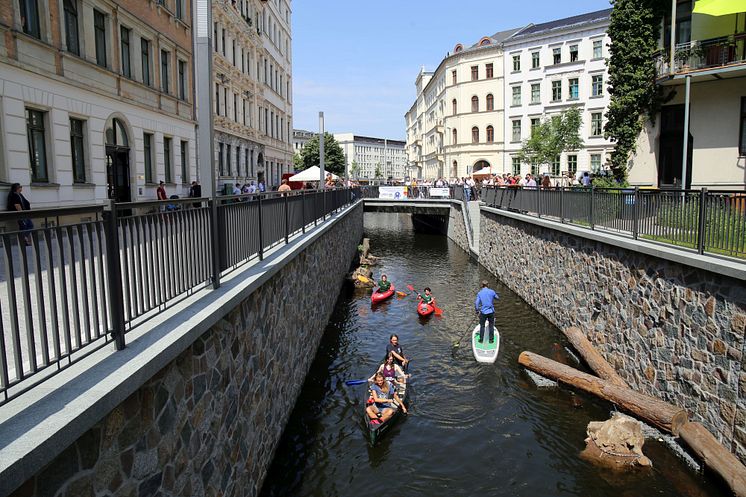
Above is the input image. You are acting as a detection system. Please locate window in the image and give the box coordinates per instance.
[233,93,238,122]
[593,40,603,59]
[64,0,80,55]
[511,86,521,106]
[20,0,41,38]
[530,83,540,104]
[568,78,579,100]
[551,81,562,102]
[486,125,494,143]
[553,47,561,65]
[245,149,250,176]
[592,75,604,97]
[161,50,170,93]
[531,118,540,136]
[452,128,457,145]
[512,54,520,72]
[531,51,539,69]
[511,120,521,142]
[512,157,521,175]
[451,70,457,85]
[591,112,603,136]
[591,154,602,172]
[569,45,578,62]
[472,126,479,143]
[163,137,172,183]
[471,66,478,81]
[213,22,218,52]
[141,39,151,86]
[531,163,540,176]
[120,27,131,78]
[740,97,746,156]
[94,10,107,67]
[486,63,493,79]
[180,140,188,183]
[144,133,153,183]
[226,144,232,174]
[471,96,479,113]
[486,93,494,111]
[178,60,186,100]
[567,154,577,174]
[26,109,48,182]
[452,99,457,115]
[175,0,183,20]
[218,142,224,175]
[549,156,560,176]
[70,118,86,183]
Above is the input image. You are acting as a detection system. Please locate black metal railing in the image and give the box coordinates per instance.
[481,186,746,260]
[0,187,362,404]
[655,33,746,78]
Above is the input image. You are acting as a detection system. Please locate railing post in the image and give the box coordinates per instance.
[633,186,640,240]
[590,186,595,230]
[537,188,542,219]
[257,194,264,261]
[560,187,565,223]
[301,190,306,234]
[284,192,290,244]
[212,198,223,288]
[697,187,707,255]
[103,200,126,351]
[323,189,327,221]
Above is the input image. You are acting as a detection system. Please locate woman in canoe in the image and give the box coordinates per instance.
[418,287,436,306]
[366,372,407,422]
[368,352,408,387]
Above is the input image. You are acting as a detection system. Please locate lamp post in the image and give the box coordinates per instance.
[319,111,325,187]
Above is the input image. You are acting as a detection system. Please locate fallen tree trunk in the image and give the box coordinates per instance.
[678,421,746,497]
[518,351,688,435]
[563,327,628,388]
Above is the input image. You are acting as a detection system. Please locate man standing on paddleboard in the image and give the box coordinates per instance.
[475,280,499,344]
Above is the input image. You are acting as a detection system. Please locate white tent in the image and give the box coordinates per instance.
[288,166,339,182]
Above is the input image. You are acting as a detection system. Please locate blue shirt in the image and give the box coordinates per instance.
[475,287,499,314]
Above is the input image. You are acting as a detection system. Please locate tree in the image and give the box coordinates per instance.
[292,152,303,170]
[374,163,383,179]
[299,133,346,175]
[517,108,583,168]
[350,160,360,179]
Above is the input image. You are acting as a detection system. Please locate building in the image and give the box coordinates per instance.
[0,0,196,208]
[212,0,293,192]
[293,128,314,154]
[334,133,407,180]
[630,1,745,189]
[503,9,615,179]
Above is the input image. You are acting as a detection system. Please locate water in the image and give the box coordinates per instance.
[260,213,727,497]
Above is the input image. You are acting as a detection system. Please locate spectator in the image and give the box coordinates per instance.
[6,183,32,246]
[157,181,167,200]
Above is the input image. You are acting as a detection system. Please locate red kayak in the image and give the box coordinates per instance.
[417,301,434,316]
[371,285,395,304]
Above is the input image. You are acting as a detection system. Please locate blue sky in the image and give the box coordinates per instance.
[291,0,612,140]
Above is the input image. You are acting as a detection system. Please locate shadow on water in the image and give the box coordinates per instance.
[260,213,729,497]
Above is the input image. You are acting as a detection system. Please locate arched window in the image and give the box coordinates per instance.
[486,125,494,143]
[486,93,494,111]
[472,126,479,143]
[454,44,463,53]
[452,128,457,145]
[452,99,457,115]
[471,95,479,113]
[452,160,458,177]
[105,118,129,148]
[479,37,492,47]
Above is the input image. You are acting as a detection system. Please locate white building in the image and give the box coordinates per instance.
[293,129,314,154]
[334,133,407,180]
[503,9,614,179]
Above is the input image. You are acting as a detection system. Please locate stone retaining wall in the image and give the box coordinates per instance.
[479,208,746,462]
[9,204,364,497]
[446,202,469,253]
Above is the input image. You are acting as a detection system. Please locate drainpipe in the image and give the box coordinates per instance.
[669,0,677,74]
[682,74,691,189]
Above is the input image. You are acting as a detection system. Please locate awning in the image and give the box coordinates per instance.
[693,0,745,16]
[288,166,340,182]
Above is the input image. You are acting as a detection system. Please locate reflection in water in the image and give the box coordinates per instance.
[261,213,727,497]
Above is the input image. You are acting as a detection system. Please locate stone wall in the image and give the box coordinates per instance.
[446,201,470,253]
[9,204,364,497]
[479,208,746,462]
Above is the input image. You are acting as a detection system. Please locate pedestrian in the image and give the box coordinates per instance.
[278,179,292,193]
[188,181,201,198]
[157,181,168,200]
[541,174,551,189]
[258,180,266,193]
[582,171,591,187]
[386,334,409,369]
[231,182,241,196]
[475,280,499,344]
[7,183,32,246]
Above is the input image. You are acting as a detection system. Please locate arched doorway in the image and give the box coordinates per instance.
[472,160,490,174]
[105,118,132,202]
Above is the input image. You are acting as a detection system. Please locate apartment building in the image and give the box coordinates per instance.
[334,133,407,180]
[293,128,314,154]
[0,0,196,208]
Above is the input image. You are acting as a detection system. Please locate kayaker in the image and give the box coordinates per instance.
[475,280,499,343]
[418,287,435,306]
[377,274,391,293]
[369,352,408,387]
[366,372,407,422]
[386,334,409,369]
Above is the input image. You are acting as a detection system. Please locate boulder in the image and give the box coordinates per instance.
[581,412,652,468]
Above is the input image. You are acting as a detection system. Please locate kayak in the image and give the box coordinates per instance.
[364,381,407,446]
[371,285,395,304]
[417,301,434,316]
[471,323,500,364]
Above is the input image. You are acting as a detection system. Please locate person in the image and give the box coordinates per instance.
[541,174,551,189]
[368,352,408,387]
[188,181,202,198]
[278,179,292,193]
[366,372,407,422]
[582,171,591,187]
[376,274,391,293]
[156,181,168,200]
[526,174,537,189]
[475,280,499,343]
[386,334,409,369]
[232,182,241,196]
[7,183,32,245]
[258,180,266,193]
[247,181,257,194]
[418,287,435,306]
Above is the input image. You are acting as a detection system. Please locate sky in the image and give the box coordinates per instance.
[291,0,613,140]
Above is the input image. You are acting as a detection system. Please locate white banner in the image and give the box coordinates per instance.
[429,187,451,198]
[379,186,406,200]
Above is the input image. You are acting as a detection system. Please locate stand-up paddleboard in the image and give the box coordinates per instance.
[471,324,499,363]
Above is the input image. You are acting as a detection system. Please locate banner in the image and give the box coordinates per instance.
[379,186,406,200]
[429,187,451,198]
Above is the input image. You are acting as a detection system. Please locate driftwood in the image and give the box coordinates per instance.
[518,351,688,435]
[563,327,628,388]
[678,421,746,497]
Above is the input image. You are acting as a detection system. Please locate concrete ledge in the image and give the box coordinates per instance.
[482,205,746,281]
[0,201,363,497]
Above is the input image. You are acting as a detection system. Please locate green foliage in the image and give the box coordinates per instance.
[292,152,303,170]
[605,0,668,182]
[591,176,629,189]
[374,163,382,179]
[299,133,346,175]
[350,160,360,179]
[516,108,583,166]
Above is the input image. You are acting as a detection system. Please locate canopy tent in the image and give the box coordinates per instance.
[693,0,745,16]
[288,166,340,182]
[472,166,495,178]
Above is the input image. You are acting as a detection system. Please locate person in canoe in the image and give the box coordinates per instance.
[418,287,436,306]
[475,280,499,343]
[369,352,408,387]
[386,334,409,369]
[366,372,407,422]
[376,274,392,293]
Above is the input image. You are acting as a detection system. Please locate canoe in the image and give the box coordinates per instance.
[417,301,434,316]
[371,285,395,304]
[364,381,407,446]
[471,323,500,364]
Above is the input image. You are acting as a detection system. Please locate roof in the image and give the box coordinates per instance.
[510,8,612,39]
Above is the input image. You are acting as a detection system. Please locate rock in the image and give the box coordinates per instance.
[581,413,652,468]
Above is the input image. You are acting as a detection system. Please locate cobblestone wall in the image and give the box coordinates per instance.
[446,202,470,253]
[9,205,363,497]
[479,209,746,462]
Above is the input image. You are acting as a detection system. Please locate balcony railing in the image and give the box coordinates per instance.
[656,33,746,78]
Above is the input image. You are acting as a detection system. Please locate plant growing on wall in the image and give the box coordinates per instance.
[516,107,583,168]
[300,133,346,175]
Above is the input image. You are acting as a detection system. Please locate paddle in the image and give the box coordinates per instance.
[345,379,369,386]
[454,315,480,348]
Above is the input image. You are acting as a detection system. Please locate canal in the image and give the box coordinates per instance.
[260,213,727,497]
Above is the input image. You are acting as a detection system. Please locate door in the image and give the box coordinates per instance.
[658,105,693,189]
[106,147,132,202]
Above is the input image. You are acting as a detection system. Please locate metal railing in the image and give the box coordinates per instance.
[481,186,746,260]
[655,33,746,78]
[0,187,362,404]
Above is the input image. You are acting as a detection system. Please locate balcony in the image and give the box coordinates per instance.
[656,33,746,81]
